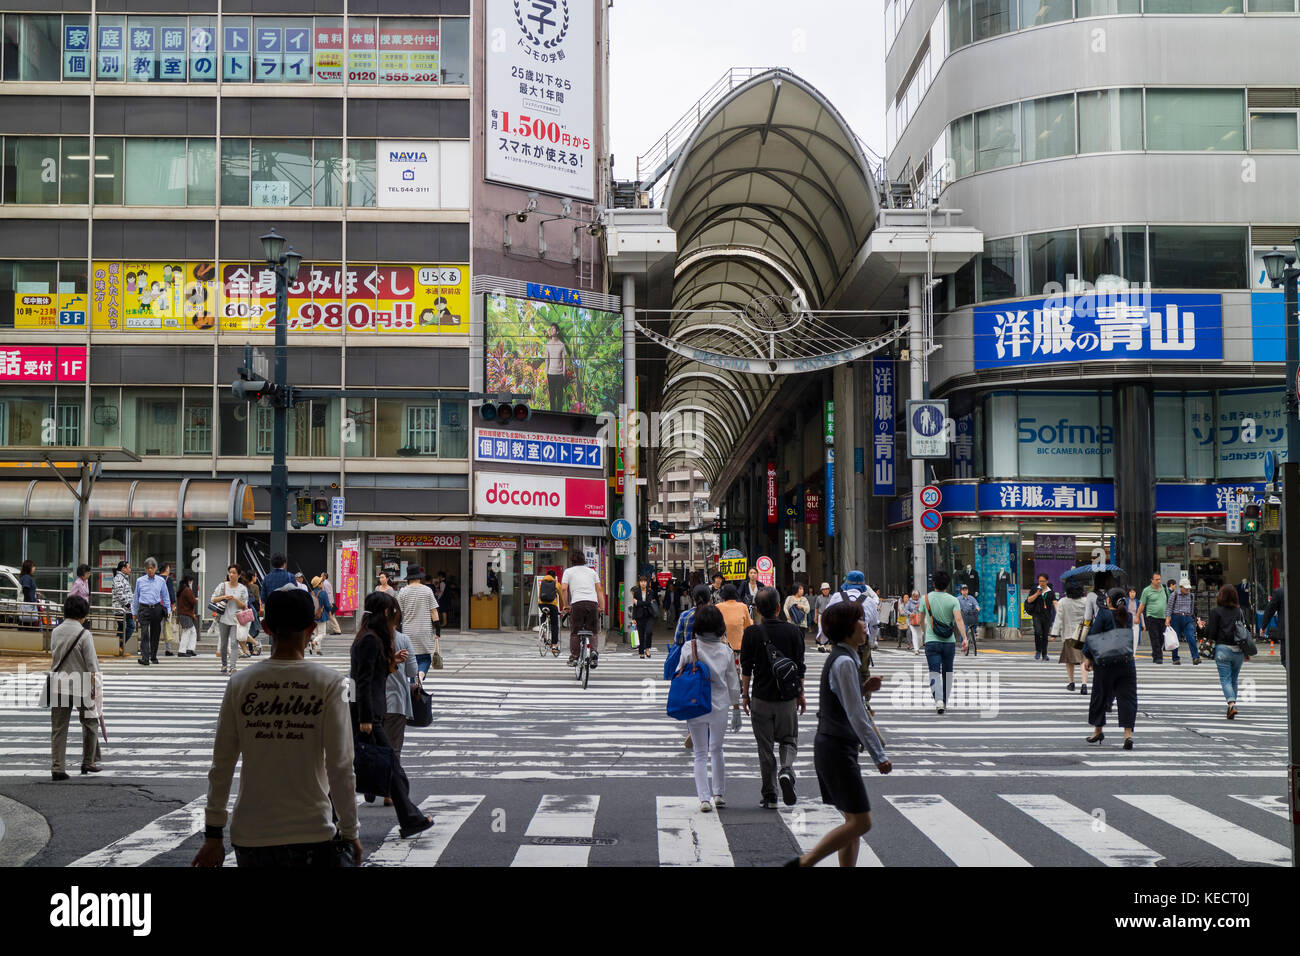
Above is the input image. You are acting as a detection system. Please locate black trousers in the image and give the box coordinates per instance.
[547,373,566,411]
[1145,616,1166,662]
[1087,660,1137,728]
[636,616,654,650]
[353,717,425,831]
[1032,616,1050,656]
[137,604,164,662]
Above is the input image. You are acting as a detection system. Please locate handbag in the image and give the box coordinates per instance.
[925,595,954,640]
[788,603,806,626]
[236,607,255,625]
[1233,612,1258,656]
[1163,625,1180,651]
[908,611,922,627]
[431,639,444,670]
[666,638,712,720]
[353,731,396,797]
[207,600,224,617]
[663,639,682,681]
[1085,627,1134,666]
[409,680,433,728]
[628,622,640,649]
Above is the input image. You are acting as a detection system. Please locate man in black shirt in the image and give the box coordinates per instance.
[740,587,807,808]
[1024,573,1057,662]
[1260,586,1286,666]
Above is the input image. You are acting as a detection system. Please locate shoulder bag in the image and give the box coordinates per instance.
[1232,610,1257,656]
[666,638,712,720]
[353,730,396,797]
[409,677,433,727]
[760,622,802,700]
[787,602,806,626]
[925,594,954,640]
[1085,627,1134,666]
[43,628,90,708]
[663,638,683,681]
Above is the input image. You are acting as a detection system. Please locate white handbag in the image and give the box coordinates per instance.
[1163,626,1180,651]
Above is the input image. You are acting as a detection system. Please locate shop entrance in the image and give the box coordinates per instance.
[366,534,463,630]
[521,537,568,627]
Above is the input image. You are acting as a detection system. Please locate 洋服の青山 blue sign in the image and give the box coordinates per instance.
[1154,483,1265,516]
[973,293,1222,369]
[978,482,1114,515]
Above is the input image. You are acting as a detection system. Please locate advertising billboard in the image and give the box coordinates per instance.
[87,261,468,334]
[484,0,596,199]
[474,471,607,520]
[484,291,622,415]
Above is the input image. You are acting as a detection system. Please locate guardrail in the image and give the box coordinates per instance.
[0,597,125,655]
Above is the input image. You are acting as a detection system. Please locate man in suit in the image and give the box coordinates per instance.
[1259,586,1286,665]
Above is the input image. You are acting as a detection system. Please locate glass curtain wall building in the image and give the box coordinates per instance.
[884,2,1300,623]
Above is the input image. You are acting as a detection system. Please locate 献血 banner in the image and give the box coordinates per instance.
[484,0,596,200]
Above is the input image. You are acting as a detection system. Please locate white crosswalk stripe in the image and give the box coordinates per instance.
[69,795,209,867]
[1116,794,1292,866]
[887,794,1031,866]
[656,796,734,866]
[511,794,601,866]
[363,795,483,867]
[1229,793,1290,819]
[779,800,884,866]
[999,794,1164,866]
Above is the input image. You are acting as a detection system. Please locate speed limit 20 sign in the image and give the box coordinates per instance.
[919,485,942,509]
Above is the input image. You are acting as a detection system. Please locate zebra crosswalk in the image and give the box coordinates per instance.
[48,785,1291,868]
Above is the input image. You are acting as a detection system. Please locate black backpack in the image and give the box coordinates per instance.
[760,622,802,700]
[538,577,557,603]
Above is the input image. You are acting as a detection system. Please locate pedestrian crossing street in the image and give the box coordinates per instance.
[2,645,1291,866]
[56,788,1292,868]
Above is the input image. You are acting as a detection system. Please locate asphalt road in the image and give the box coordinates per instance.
[0,637,1291,867]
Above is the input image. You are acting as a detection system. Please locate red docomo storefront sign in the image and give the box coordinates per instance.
[0,345,87,382]
[475,472,607,520]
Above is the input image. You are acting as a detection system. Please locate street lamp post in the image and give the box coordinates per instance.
[1261,241,1300,864]
[259,229,303,560]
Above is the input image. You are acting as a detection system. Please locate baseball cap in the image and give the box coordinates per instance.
[819,582,831,590]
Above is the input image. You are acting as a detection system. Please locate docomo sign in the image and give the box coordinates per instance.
[0,345,87,382]
[475,471,607,520]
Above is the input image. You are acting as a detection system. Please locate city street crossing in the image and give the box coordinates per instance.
[0,645,1290,866]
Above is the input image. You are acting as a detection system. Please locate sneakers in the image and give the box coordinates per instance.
[1192,658,1201,665]
[759,799,778,809]
[778,771,797,806]
[700,801,713,813]
[712,796,726,809]
[936,702,946,714]
[1172,659,1182,665]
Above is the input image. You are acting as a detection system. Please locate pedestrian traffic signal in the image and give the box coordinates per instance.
[312,497,329,526]
[1244,503,1261,519]
[296,496,312,526]
[1244,517,1259,533]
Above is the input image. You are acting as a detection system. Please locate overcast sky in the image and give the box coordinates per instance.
[608,0,886,183]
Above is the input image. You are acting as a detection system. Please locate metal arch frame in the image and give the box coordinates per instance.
[659,402,739,448]
[662,370,755,417]
[660,381,753,441]
[663,321,771,360]
[676,204,835,299]
[673,245,808,306]
[671,250,794,304]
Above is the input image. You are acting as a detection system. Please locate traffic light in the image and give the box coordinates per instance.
[232,376,272,403]
[1244,503,1261,533]
[312,497,329,526]
[712,517,722,535]
[666,533,676,540]
[478,402,530,425]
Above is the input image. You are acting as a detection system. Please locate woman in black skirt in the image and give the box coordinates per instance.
[1082,587,1137,750]
[788,600,892,867]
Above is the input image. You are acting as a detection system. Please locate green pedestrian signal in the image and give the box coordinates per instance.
[312,497,329,526]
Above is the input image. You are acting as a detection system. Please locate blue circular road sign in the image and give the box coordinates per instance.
[920,508,943,532]
[912,404,944,438]
[611,518,632,540]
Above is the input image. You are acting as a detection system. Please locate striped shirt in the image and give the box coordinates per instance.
[1169,591,1195,617]
[397,582,439,653]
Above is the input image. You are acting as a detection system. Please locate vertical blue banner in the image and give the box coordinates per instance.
[826,449,836,538]
[871,356,895,495]
[952,412,974,479]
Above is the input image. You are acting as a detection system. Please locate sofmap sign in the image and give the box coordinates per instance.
[475,471,606,520]
[474,427,603,469]
[973,293,1223,369]
[484,0,596,200]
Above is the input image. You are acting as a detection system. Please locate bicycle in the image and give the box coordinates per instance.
[573,628,597,689]
[537,611,559,657]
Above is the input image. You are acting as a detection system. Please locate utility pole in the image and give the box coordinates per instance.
[908,275,926,594]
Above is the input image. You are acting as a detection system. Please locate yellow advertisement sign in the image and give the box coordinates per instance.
[718,557,748,581]
[15,292,89,330]
[219,263,467,334]
[88,261,467,334]
[91,261,217,331]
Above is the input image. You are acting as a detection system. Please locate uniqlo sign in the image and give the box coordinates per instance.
[0,345,87,382]
[475,471,607,520]
[766,462,777,524]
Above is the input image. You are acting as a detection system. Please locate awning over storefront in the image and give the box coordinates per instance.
[0,478,254,526]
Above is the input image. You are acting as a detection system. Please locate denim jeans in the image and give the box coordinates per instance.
[233,838,354,867]
[416,653,432,676]
[924,640,957,705]
[1169,614,1198,662]
[1213,643,1244,703]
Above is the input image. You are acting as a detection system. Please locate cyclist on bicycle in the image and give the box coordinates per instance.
[560,549,604,667]
[537,569,561,653]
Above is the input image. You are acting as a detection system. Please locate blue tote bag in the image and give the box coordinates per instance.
[666,638,712,720]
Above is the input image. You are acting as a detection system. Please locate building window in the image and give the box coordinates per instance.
[1155,392,1184,479]
[2,14,62,81]
[55,401,81,446]
[221,139,250,205]
[249,139,313,207]
[183,388,212,455]
[1021,94,1075,162]
[1026,228,1078,295]
[123,388,181,457]
[313,139,345,207]
[1249,0,1296,10]
[1079,225,1147,286]
[979,236,1022,301]
[1146,89,1245,151]
[1148,225,1248,289]
[348,139,377,207]
[441,17,469,84]
[1075,0,1140,13]
[975,103,1020,171]
[404,405,438,455]
[2,136,60,204]
[1250,111,1299,150]
[218,390,248,456]
[440,400,468,458]
[973,0,1016,41]
[123,138,189,206]
[948,0,973,49]
[1077,88,1144,153]
[1019,0,1072,26]
[344,398,374,457]
[90,387,120,446]
[96,139,124,204]
[1145,0,1241,11]
[948,114,975,178]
